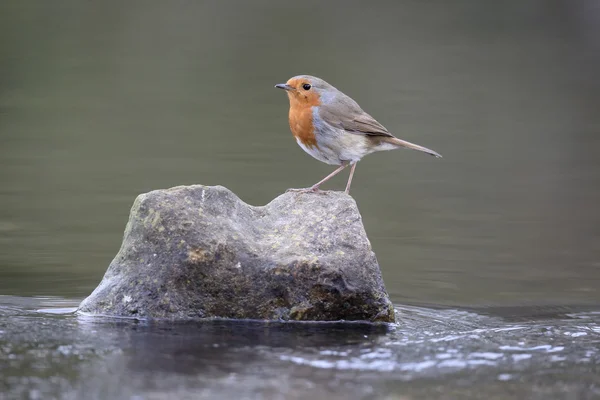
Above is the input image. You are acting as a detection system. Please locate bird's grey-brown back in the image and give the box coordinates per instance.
[308,76,442,158]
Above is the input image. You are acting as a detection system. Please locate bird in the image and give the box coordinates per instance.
[275,75,441,194]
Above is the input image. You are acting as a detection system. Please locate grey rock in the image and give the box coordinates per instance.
[78,185,395,322]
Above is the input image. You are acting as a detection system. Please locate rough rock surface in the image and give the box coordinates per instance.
[78,185,395,322]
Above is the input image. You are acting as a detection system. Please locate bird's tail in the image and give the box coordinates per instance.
[384,137,442,158]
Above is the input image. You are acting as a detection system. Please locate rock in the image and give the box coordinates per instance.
[78,185,395,323]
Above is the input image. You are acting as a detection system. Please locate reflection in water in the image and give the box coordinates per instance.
[1,299,599,399]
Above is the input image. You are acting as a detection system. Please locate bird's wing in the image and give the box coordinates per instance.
[318,95,442,158]
[318,97,394,137]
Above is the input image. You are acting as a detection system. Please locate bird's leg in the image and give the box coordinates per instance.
[286,162,349,193]
[345,163,357,194]
[309,162,349,191]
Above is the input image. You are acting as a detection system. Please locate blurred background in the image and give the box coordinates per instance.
[1,0,599,308]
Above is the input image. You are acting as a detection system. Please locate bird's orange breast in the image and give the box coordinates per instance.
[289,107,318,148]
[287,95,321,149]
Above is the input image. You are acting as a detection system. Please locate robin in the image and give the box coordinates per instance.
[275,75,441,194]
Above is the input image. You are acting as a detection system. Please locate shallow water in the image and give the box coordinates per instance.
[1,297,599,399]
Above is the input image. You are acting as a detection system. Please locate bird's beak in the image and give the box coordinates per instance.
[275,83,294,91]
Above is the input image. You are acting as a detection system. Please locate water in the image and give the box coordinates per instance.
[1,297,600,399]
[1,1,600,398]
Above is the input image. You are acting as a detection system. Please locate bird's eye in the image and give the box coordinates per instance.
[302,83,311,90]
